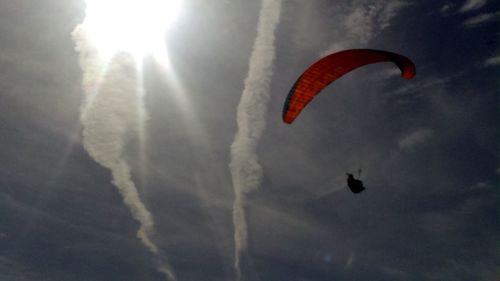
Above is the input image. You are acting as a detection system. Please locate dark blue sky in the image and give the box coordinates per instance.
[0,0,498,280]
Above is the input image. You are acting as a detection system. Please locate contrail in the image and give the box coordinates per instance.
[229,0,282,279]
[72,25,176,281]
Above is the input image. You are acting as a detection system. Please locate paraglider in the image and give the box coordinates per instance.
[282,49,416,194]
[346,173,365,194]
[282,49,416,124]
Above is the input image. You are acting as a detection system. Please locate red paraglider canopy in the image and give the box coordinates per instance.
[283,49,416,124]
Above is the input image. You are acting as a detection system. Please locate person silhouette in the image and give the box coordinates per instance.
[346,173,365,194]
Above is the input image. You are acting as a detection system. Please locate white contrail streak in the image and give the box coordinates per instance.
[229,0,282,279]
[72,25,175,281]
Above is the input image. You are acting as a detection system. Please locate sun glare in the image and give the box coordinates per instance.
[83,0,181,60]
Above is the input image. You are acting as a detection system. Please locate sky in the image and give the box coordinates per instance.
[0,0,498,281]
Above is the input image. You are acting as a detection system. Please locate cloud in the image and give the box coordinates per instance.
[322,0,409,54]
[343,5,377,44]
[0,256,41,281]
[72,25,175,281]
[390,75,455,99]
[398,128,433,149]
[382,266,408,280]
[382,67,404,78]
[440,2,456,14]
[416,179,498,280]
[228,0,282,279]
[459,0,488,13]
[463,12,499,27]
[344,252,356,269]
[483,55,500,67]
[470,181,491,190]
[345,1,406,40]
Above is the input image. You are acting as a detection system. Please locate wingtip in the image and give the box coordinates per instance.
[283,116,294,124]
[402,70,416,80]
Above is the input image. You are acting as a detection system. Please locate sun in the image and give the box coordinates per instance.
[83,0,181,60]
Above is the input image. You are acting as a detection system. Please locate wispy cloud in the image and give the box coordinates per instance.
[344,252,356,269]
[398,128,433,150]
[463,12,499,27]
[483,55,500,67]
[0,256,42,281]
[391,75,454,98]
[382,266,408,280]
[469,181,491,190]
[382,68,404,78]
[229,0,282,279]
[345,1,407,41]
[459,0,488,13]
[440,2,456,14]
[323,0,409,54]
[72,24,175,281]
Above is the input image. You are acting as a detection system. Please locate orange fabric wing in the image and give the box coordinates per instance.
[283,49,416,124]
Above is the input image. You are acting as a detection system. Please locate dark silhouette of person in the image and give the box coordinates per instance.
[346,173,365,194]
